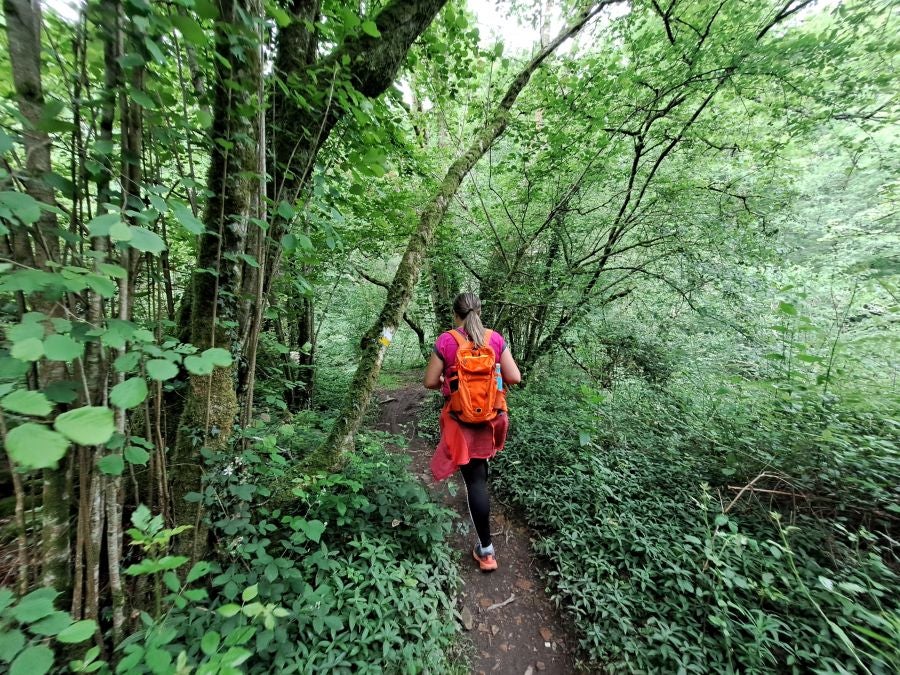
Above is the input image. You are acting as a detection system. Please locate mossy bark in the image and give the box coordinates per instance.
[3,0,72,594]
[169,0,258,559]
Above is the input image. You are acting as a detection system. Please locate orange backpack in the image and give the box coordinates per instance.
[446,329,507,424]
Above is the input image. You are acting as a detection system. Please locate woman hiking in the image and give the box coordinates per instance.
[424,293,521,572]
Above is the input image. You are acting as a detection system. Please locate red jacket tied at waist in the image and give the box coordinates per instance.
[430,403,508,481]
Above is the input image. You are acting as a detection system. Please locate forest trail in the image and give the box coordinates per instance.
[373,378,577,675]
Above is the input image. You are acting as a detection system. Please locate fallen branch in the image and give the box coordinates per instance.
[483,594,516,612]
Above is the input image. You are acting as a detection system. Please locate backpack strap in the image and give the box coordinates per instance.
[448,329,493,349]
[447,329,470,348]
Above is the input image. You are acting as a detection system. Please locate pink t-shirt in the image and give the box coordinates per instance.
[434,328,507,397]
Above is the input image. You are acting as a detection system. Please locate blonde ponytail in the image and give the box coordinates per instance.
[453,292,487,347]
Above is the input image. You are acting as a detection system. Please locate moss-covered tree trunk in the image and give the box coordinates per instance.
[3,0,72,593]
[169,0,260,558]
[315,3,617,467]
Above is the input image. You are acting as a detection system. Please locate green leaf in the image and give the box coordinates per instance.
[300,519,326,543]
[54,406,115,446]
[777,301,797,316]
[42,381,79,404]
[361,20,381,37]
[11,590,57,623]
[172,203,204,235]
[126,227,166,254]
[0,191,41,224]
[11,337,44,362]
[202,347,232,367]
[124,445,151,465]
[87,213,120,236]
[56,620,97,643]
[6,424,69,469]
[184,355,213,375]
[114,351,141,373]
[217,604,241,618]
[9,645,54,675]
[194,0,218,20]
[43,334,84,361]
[129,89,157,110]
[186,561,211,584]
[110,377,148,409]
[241,584,258,602]
[28,611,72,636]
[1,389,53,416]
[0,628,25,663]
[146,359,179,381]
[98,454,124,475]
[171,15,206,45]
[109,221,132,242]
[200,631,220,656]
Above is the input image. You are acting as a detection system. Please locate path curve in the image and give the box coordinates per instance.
[374,383,577,675]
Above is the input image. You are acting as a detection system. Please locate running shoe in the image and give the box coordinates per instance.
[473,547,498,572]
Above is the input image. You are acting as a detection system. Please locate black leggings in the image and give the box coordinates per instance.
[460,458,491,548]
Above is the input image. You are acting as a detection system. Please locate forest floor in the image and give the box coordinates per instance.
[373,374,578,675]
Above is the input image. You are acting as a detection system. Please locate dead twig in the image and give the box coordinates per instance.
[483,594,516,612]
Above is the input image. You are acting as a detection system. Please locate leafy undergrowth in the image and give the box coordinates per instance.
[491,376,899,674]
[115,421,463,674]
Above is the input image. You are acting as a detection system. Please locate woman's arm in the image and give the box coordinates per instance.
[500,348,521,386]
[423,353,444,390]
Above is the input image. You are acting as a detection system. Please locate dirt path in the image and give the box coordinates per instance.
[373,382,577,675]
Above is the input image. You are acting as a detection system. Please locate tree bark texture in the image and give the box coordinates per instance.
[169,0,260,556]
[3,0,73,593]
[315,2,619,467]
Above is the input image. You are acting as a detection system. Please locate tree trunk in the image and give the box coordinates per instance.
[3,0,73,594]
[169,0,260,558]
[314,2,618,467]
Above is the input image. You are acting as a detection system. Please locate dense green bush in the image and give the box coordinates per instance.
[116,422,462,674]
[492,375,899,673]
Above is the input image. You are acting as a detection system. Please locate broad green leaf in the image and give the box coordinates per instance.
[202,347,232,367]
[126,227,166,254]
[87,213,120,236]
[241,584,258,602]
[171,15,206,45]
[217,604,240,618]
[42,381,79,404]
[186,561,211,583]
[56,620,97,643]
[28,611,71,636]
[0,191,41,224]
[9,645,53,675]
[194,0,218,19]
[9,322,44,342]
[110,377,148,409]
[0,628,25,662]
[129,89,156,110]
[11,337,44,362]
[200,630,220,656]
[172,203,204,235]
[114,351,141,373]
[97,454,124,475]
[146,359,178,381]
[10,589,57,623]
[184,355,213,375]
[124,445,150,465]
[1,389,52,416]
[361,20,381,37]
[54,406,115,445]
[109,221,132,242]
[6,424,69,469]
[43,334,83,361]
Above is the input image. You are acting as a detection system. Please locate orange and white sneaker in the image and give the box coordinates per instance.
[473,546,498,572]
